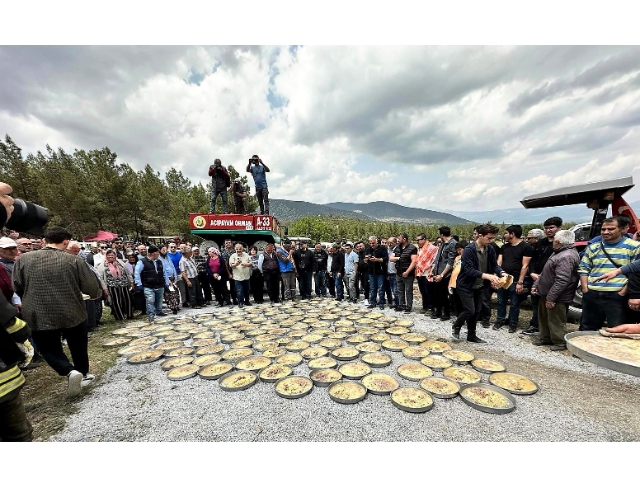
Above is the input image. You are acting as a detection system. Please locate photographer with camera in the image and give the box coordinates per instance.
[246,154,270,215]
[230,178,248,214]
[209,158,231,214]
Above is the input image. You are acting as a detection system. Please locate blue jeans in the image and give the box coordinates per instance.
[143,287,164,317]
[234,279,250,304]
[580,290,627,331]
[210,187,228,213]
[334,274,344,299]
[314,270,327,296]
[385,274,399,306]
[369,274,385,306]
[496,282,527,325]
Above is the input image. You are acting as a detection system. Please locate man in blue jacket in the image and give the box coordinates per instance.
[453,224,506,343]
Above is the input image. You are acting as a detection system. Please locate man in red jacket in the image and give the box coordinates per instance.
[209,159,230,213]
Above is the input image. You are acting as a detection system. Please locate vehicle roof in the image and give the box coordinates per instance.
[520,177,634,209]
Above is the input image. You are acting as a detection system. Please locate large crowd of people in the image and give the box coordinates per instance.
[4,172,640,442]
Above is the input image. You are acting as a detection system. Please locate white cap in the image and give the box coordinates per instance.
[0,237,18,248]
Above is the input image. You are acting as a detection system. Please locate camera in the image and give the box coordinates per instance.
[6,199,49,236]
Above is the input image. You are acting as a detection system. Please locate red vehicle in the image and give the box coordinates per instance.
[520,176,639,321]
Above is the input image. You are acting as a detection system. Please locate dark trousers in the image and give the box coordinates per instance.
[314,270,327,296]
[186,277,204,307]
[454,287,484,336]
[497,282,528,325]
[529,293,540,329]
[334,273,344,300]
[432,278,451,315]
[234,279,251,304]
[256,187,269,215]
[480,286,494,322]
[416,276,431,311]
[250,270,264,303]
[356,272,369,300]
[0,386,32,442]
[198,272,212,302]
[297,270,313,298]
[210,275,227,305]
[326,272,335,297]
[228,277,238,304]
[32,322,89,376]
[397,275,414,310]
[263,271,281,303]
[580,290,627,331]
[450,288,463,316]
[85,299,97,331]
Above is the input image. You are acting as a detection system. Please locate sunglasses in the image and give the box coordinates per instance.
[416,238,425,241]
[100,246,107,249]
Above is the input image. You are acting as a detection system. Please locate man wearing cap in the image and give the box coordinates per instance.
[231,178,248,214]
[112,239,126,261]
[246,155,270,215]
[209,158,230,214]
[0,237,22,313]
[134,245,171,322]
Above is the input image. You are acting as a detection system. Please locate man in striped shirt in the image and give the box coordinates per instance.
[578,215,640,331]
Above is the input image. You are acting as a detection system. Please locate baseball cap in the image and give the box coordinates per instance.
[0,237,17,248]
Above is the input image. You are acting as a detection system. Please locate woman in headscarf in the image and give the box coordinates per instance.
[248,245,264,304]
[206,247,231,306]
[96,249,134,320]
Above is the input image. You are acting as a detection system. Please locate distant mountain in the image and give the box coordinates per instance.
[327,201,470,225]
[450,204,601,225]
[270,199,376,222]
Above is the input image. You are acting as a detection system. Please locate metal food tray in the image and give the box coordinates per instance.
[218,371,258,392]
[459,383,516,415]
[328,380,367,404]
[258,365,293,383]
[198,362,234,380]
[167,365,200,381]
[566,331,640,377]
[419,377,460,399]
[361,375,399,395]
[489,373,539,395]
[126,350,163,364]
[471,359,506,375]
[274,376,314,399]
[390,387,435,413]
[309,369,343,387]
[361,353,392,368]
[397,364,433,382]
[338,363,372,380]
[331,347,360,361]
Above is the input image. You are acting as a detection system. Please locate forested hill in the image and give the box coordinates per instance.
[269,199,376,222]
[326,201,470,225]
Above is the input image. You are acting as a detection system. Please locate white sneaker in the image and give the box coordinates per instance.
[363,299,369,305]
[81,374,95,388]
[67,370,83,397]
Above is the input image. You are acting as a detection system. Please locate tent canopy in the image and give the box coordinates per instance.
[84,230,118,242]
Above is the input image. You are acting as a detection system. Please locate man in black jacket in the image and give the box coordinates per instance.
[330,243,345,301]
[293,241,314,299]
[355,241,369,303]
[365,236,388,309]
[312,243,328,297]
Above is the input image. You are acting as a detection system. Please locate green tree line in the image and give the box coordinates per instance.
[0,135,256,240]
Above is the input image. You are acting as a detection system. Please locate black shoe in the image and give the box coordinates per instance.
[508,325,517,333]
[481,321,491,329]
[403,308,411,314]
[172,309,178,314]
[452,330,460,341]
[367,304,376,309]
[157,312,167,317]
[492,320,506,330]
[430,311,442,319]
[440,315,451,321]
[31,353,44,363]
[245,302,252,306]
[20,362,41,370]
[395,306,405,312]
[379,305,384,310]
[532,339,553,346]
[467,335,487,344]
[521,326,538,336]
[550,344,567,351]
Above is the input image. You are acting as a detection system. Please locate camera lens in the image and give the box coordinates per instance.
[6,199,49,236]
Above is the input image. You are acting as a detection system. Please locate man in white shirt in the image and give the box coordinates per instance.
[179,247,204,309]
[343,242,359,303]
[229,244,252,307]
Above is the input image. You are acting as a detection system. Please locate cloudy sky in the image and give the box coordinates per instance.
[2,44,640,212]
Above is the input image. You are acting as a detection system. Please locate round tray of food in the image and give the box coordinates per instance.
[310,368,343,387]
[164,332,191,342]
[318,338,342,350]
[443,350,475,364]
[192,338,219,349]
[419,377,460,399]
[331,347,360,361]
[328,332,348,340]
[103,337,132,348]
[358,327,378,336]
[459,383,516,414]
[399,333,428,344]
[328,380,367,404]
[259,364,293,383]
[285,340,311,352]
[161,356,195,371]
[381,339,409,352]
[192,331,216,340]
[471,359,506,374]
[301,346,329,360]
[198,362,234,380]
[338,361,372,380]
[397,363,434,381]
[246,329,267,338]
[235,355,272,372]
[127,349,163,364]
[419,341,452,354]
[274,376,314,399]
[274,336,292,345]
[370,333,390,343]
[335,326,356,335]
[118,344,152,357]
[128,336,158,347]
[125,330,151,338]
[262,347,287,358]
[192,354,223,367]
[361,373,399,395]
[218,370,258,391]
[276,353,303,367]
[220,348,253,361]
[167,364,200,381]
[391,387,435,413]
[253,341,279,352]
[361,352,393,368]
[489,372,539,395]
[230,339,254,349]
[153,330,176,339]
[196,344,225,356]
[355,342,381,353]
[308,356,338,370]
[220,332,245,344]
[443,367,482,385]
[402,346,430,360]
[154,341,185,353]
[420,356,453,372]
[386,326,411,336]
[345,334,369,345]
[165,347,195,358]
[565,330,640,377]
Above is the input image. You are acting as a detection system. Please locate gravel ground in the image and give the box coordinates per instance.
[52,299,640,442]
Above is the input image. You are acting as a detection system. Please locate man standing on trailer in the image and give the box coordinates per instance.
[246,154,270,215]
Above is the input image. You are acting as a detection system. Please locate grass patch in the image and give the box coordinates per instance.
[21,307,140,441]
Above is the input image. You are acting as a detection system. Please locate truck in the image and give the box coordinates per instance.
[520,176,639,321]
[189,213,283,254]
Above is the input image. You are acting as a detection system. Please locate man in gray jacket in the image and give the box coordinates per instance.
[531,230,580,351]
